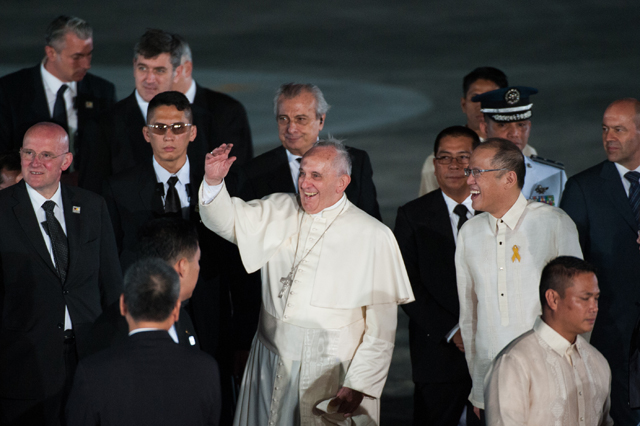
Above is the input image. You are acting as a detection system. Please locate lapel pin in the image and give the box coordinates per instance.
[189,336,196,346]
[72,206,81,214]
[85,101,93,109]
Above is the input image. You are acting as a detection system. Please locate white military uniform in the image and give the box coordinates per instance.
[199,183,414,425]
[522,155,566,206]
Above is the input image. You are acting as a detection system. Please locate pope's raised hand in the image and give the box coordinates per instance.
[205,144,236,186]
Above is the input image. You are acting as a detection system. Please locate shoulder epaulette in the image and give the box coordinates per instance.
[529,155,565,170]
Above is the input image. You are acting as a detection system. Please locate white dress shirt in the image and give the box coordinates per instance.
[129,327,179,343]
[184,80,197,103]
[286,149,303,192]
[135,90,150,122]
[614,162,640,197]
[455,193,583,408]
[441,192,474,239]
[40,62,78,134]
[153,157,191,208]
[26,182,73,330]
[485,317,613,426]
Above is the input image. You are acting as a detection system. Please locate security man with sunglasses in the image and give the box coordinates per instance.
[102,90,254,425]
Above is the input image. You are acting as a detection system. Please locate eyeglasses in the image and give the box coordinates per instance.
[463,168,510,178]
[434,155,470,165]
[146,122,193,135]
[19,148,69,162]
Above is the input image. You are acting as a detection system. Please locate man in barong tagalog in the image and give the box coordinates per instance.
[198,138,414,425]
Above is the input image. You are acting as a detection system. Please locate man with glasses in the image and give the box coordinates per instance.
[395,126,481,425]
[0,122,122,426]
[239,83,381,220]
[455,138,582,422]
[86,29,216,193]
[0,15,116,188]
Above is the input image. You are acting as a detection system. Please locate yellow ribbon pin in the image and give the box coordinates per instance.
[511,245,521,262]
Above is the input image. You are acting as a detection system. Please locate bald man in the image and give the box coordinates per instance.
[0,122,121,426]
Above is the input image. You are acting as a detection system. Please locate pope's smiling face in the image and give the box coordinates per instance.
[298,147,350,214]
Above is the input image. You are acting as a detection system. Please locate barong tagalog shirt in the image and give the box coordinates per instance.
[455,193,582,408]
[485,317,613,426]
[199,181,414,425]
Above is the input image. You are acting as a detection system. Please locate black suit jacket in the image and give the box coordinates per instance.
[193,84,253,166]
[0,65,116,186]
[85,91,215,193]
[239,145,382,220]
[102,159,259,358]
[0,180,122,399]
[394,189,470,383]
[66,330,220,426]
[86,301,200,356]
[560,161,640,403]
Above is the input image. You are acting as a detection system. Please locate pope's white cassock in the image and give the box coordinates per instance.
[199,181,414,426]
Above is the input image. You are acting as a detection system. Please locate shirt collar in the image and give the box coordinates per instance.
[40,61,77,96]
[441,192,474,217]
[184,80,197,103]
[286,148,302,164]
[153,156,190,185]
[614,162,640,179]
[129,327,165,336]
[310,193,347,218]
[26,181,63,209]
[135,90,150,122]
[488,192,527,232]
[534,316,579,359]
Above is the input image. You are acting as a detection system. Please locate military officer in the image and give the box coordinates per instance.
[475,86,566,206]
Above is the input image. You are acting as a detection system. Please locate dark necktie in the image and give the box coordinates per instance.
[41,201,69,283]
[165,176,181,213]
[52,84,69,133]
[453,203,469,231]
[296,158,302,164]
[625,171,640,229]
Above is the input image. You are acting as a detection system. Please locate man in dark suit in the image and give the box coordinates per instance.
[173,35,253,166]
[0,122,122,426]
[239,83,381,220]
[0,15,116,188]
[561,98,640,426]
[87,217,202,354]
[86,29,216,193]
[394,126,481,426]
[66,257,221,426]
[102,91,257,425]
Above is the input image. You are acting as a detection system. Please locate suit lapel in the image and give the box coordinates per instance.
[30,66,50,119]
[61,185,83,286]
[12,181,58,276]
[270,147,296,194]
[138,161,164,214]
[601,161,637,231]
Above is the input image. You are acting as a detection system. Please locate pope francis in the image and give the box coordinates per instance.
[199,139,414,425]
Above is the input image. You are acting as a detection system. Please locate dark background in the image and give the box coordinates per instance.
[3,1,638,422]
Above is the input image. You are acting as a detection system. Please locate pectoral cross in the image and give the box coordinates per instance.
[279,271,294,298]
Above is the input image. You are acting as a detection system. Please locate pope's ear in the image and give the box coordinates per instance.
[338,174,351,192]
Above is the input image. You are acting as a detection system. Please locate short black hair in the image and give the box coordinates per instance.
[147,91,193,124]
[462,67,508,97]
[476,138,526,189]
[134,29,182,71]
[123,257,180,322]
[539,256,597,310]
[0,151,20,188]
[136,217,199,265]
[433,126,481,155]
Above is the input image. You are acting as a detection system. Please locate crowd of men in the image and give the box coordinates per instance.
[0,13,639,426]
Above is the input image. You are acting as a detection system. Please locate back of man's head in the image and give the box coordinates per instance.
[539,256,597,310]
[123,258,180,322]
[147,91,193,124]
[274,83,330,118]
[0,151,21,190]
[477,138,526,189]
[462,67,508,97]
[136,217,199,265]
[134,29,182,70]
[45,15,92,51]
